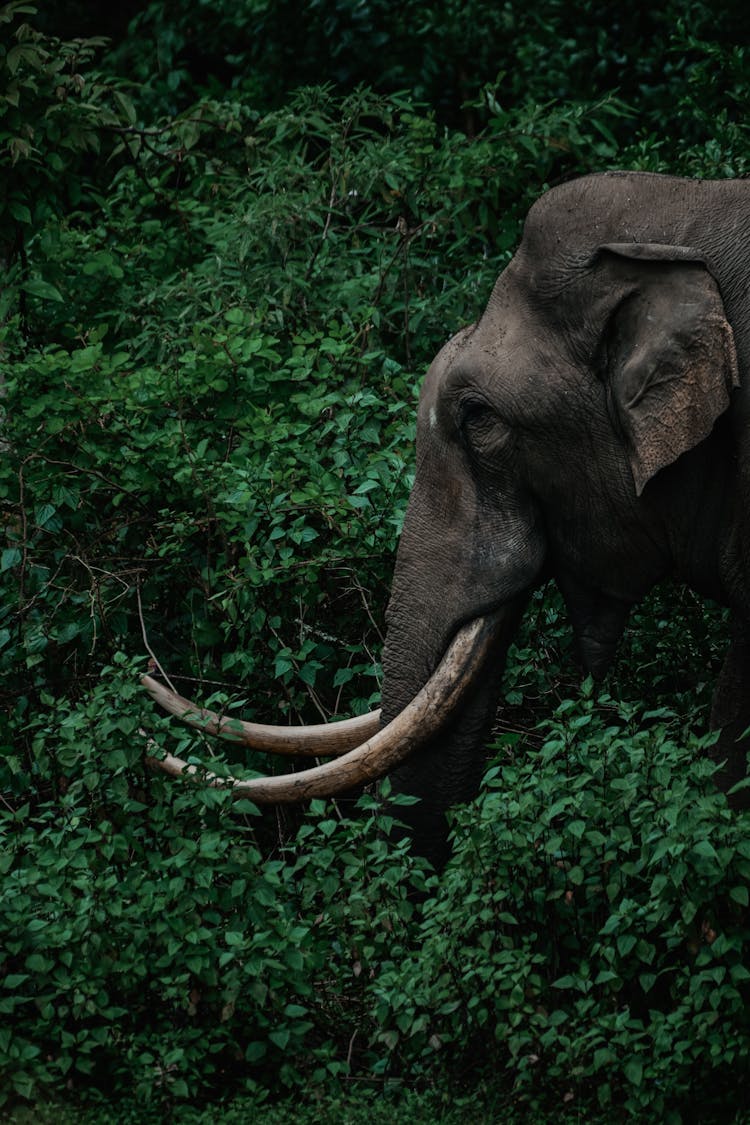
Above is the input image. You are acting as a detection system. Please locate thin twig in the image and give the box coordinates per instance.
[136,580,178,693]
[346,1029,358,1069]
[347,570,384,644]
[17,458,28,607]
[38,456,151,511]
[333,649,355,715]
[69,555,134,655]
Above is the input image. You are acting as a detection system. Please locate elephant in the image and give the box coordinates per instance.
[144,170,750,868]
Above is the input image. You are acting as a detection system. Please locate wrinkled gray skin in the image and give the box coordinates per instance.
[380,171,750,868]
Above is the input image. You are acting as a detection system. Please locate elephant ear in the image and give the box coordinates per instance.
[599,242,739,497]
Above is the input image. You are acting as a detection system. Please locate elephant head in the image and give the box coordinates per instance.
[144,172,746,867]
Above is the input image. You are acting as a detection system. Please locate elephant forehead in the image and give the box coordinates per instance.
[420,320,580,427]
[424,323,481,382]
[417,329,482,410]
[417,254,599,431]
[429,300,535,379]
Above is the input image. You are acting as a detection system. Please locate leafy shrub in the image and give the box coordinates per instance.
[0,0,133,328]
[0,654,427,1104]
[375,689,750,1119]
[4,672,750,1120]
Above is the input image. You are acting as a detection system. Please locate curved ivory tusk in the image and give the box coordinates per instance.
[145,612,503,802]
[141,674,382,757]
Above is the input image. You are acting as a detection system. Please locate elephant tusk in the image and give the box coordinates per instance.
[141,674,381,757]
[144,612,503,802]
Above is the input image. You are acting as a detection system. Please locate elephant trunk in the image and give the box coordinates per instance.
[380,597,528,868]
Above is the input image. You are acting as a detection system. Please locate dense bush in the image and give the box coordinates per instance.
[3,1,750,1119]
[4,676,750,1119]
[380,693,750,1119]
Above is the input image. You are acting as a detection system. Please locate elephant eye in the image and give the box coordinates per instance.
[454,396,512,461]
[458,399,506,450]
[459,398,493,430]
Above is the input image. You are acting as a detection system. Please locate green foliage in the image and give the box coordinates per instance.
[94,0,750,138]
[0,1,132,327]
[3,675,750,1119]
[376,693,750,1118]
[0,656,428,1105]
[5,1082,519,1125]
[4,0,750,1120]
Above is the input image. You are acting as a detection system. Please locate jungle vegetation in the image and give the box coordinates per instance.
[2,1,750,1120]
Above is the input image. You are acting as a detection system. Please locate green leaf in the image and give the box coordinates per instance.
[9,200,31,223]
[692,839,719,863]
[623,1057,643,1086]
[616,934,637,956]
[552,975,577,989]
[1,548,21,571]
[23,278,63,302]
[114,90,137,124]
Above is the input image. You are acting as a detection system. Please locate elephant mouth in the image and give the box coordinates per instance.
[143,610,508,801]
[555,569,632,680]
[575,629,623,680]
